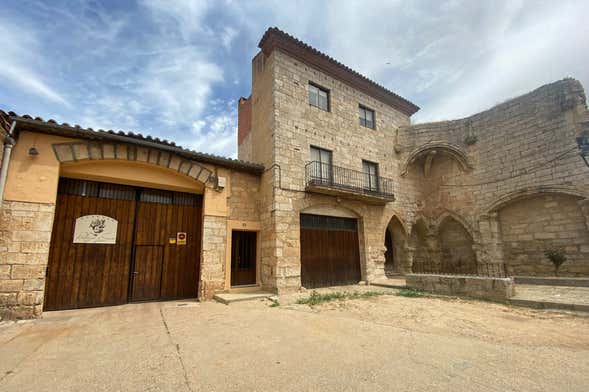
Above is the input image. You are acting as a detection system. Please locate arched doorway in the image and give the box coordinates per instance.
[384,216,407,276]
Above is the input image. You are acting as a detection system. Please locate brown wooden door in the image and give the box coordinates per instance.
[130,189,201,301]
[46,179,202,311]
[231,231,257,286]
[300,214,361,288]
[45,181,136,311]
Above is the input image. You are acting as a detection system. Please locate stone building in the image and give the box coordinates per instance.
[238,28,589,294]
[1,27,589,319]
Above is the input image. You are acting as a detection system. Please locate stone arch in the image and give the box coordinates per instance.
[299,203,361,218]
[384,215,408,275]
[52,141,214,185]
[434,210,476,240]
[438,216,478,274]
[495,191,589,277]
[485,186,587,214]
[400,142,472,176]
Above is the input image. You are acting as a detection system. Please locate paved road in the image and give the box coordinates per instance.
[1,295,588,392]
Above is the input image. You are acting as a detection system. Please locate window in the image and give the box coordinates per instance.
[310,146,332,183]
[362,160,379,191]
[309,83,329,111]
[359,105,375,129]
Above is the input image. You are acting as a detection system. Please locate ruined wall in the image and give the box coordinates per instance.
[499,194,589,276]
[399,78,589,275]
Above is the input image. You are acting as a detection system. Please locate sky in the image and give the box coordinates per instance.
[1,0,588,158]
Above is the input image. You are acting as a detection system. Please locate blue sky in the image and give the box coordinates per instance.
[1,0,588,158]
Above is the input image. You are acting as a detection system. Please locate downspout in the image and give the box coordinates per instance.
[0,121,17,208]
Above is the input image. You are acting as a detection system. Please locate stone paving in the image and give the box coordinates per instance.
[512,284,589,306]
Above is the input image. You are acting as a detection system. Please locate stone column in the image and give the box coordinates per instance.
[0,201,55,320]
[475,213,506,275]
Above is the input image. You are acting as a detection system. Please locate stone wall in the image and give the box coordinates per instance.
[0,201,55,320]
[499,194,589,276]
[199,215,227,299]
[438,217,477,274]
[398,78,589,275]
[406,274,515,301]
[227,171,261,222]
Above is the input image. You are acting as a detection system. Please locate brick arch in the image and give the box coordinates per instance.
[400,142,472,176]
[52,141,214,185]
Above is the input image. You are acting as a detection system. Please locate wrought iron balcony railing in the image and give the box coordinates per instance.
[305,161,395,201]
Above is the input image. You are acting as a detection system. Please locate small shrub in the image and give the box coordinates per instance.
[396,288,425,298]
[544,247,567,276]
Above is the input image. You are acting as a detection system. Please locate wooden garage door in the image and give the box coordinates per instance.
[45,178,202,311]
[300,214,361,288]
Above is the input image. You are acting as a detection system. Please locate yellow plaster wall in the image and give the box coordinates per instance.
[3,132,68,204]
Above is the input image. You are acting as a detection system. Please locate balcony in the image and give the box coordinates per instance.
[305,161,395,204]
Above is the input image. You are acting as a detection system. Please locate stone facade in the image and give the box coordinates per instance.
[0,201,55,319]
[240,30,589,293]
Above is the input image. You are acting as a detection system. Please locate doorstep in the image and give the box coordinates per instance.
[213,290,275,305]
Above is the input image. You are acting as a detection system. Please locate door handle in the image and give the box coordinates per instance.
[132,271,139,275]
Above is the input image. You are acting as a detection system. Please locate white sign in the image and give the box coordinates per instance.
[73,215,118,244]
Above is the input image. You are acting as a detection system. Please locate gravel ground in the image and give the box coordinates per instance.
[1,289,588,392]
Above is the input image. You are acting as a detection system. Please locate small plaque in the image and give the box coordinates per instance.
[169,237,177,245]
[73,215,118,244]
[177,232,187,246]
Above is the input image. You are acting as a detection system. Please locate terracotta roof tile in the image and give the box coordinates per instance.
[0,110,264,174]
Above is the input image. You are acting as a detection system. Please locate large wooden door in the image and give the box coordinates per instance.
[130,189,202,301]
[45,178,202,311]
[300,214,361,288]
[230,231,257,286]
[45,181,136,311]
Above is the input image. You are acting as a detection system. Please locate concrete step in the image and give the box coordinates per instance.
[213,291,275,305]
[514,276,589,287]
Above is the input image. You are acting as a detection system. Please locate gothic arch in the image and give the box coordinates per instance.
[400,142,472,176]
[52,141,214,185]
[485,186,587,213]
[434,210,476,239]
[384,215,409,275]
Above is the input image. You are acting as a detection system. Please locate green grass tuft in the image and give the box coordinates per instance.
[296,290,385,306]
[396,288,425,298]
[268,298,280,307]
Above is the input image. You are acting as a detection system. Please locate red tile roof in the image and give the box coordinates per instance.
[0,110,264,174]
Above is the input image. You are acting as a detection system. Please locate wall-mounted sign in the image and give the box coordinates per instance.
[169,237,177,245]
[177,232,187,246]
[73,215,118,244]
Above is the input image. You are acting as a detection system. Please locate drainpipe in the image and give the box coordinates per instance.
[0,121,16,208]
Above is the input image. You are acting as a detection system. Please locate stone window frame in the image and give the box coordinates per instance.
[359,104,376,129]
[308,82,330,112]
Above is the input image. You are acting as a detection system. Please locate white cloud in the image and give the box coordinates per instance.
[0,19,70,106]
